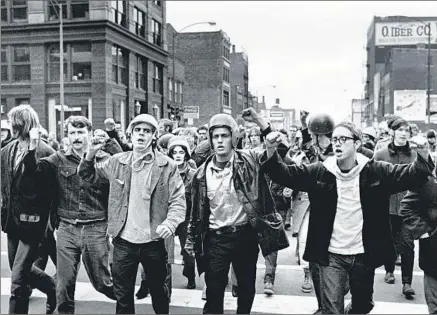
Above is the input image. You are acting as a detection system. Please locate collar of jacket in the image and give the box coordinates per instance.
[388,141,411,155]
[116,149,168,167]
[196,150,242,180]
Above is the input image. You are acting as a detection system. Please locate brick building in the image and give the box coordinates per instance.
[379,48,437,131]
[1,0,168,139]
[167,24,232,127]
[363,15,437,127]
[165,23,185,123]
[230,45,249,117]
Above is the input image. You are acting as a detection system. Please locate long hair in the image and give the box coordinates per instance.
[7,105,39,140]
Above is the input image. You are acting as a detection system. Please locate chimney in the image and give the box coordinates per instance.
[262,96,265,104]
[275,98,280,105]
[232,45,236,53]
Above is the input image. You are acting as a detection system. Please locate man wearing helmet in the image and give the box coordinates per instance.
[79,114,186,314]
[185,113,288,314]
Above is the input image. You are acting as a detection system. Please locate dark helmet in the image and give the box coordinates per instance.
[157,133,174,150]
[208,114,239,147]
[308,113,335,135]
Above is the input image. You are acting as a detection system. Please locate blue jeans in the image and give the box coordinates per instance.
[7,233,56,314]
[264,251,278,283]
[56,221,114,314]
[112,237,169,314]
[319,253,375,314]
[425,273,437,314]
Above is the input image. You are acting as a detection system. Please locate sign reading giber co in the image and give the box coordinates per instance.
[375,21,437,46]
[183,106,199,119]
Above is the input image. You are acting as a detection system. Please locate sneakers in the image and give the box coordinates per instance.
[402,284,415,299]
[384,272,395,284]
[264,282,274,296]
[135,280,149,299]
[301,268,313,293]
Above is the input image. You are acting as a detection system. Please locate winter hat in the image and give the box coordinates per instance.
[390,117,410,132]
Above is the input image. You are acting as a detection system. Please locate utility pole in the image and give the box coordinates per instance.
[59,3,65,138]
[427,22,432,124]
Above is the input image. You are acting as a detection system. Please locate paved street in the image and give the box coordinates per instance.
[0,230,428,314]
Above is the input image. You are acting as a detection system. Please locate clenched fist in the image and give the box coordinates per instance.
[29,127,41,150]
[85,137,106,161]
[241,107,260,123]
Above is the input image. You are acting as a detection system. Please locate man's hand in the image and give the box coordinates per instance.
[241,107,260,123]
[410,135,430,160]
[29,127,41,150]
[156,225,173,239]
[265,131,283,158]
[85,137,106,161]
[241,107,270,131]
[300,111,309,129]
[104,118,116,132]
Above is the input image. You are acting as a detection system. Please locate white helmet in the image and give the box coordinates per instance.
[126,114,159,135]
[1,120,11,131]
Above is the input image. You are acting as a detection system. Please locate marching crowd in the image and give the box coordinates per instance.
[1,104,437,314]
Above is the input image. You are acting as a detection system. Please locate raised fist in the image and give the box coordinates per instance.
[29,127,41,150]
[104,118,116,132]
[89,136,106,152]
[265,131,283,149]
[241,107,260,122]
[300,110,309,127]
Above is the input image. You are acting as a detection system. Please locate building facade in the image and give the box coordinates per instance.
[230,45,249,117]
[379,48,437,130]
[363,15,437,127]
[1,0,168,139]
[168,25,232,127]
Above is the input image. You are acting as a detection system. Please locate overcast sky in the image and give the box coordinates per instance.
[167,1,437,121]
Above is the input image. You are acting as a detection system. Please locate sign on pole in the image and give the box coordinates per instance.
[183,106,199,119]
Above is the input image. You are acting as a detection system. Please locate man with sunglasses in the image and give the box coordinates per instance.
[259,119,434,314]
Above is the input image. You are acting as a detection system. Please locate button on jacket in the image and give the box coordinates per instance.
[78,150,186,240]
[22,146,110,225]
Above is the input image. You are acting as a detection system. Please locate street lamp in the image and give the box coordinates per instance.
[385,16,433,124]
[48,0,65,139]
[172,21,216,120]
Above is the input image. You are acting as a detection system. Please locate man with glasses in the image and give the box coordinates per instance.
[260,120,433,314]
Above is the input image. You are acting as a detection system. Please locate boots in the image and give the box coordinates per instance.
[9,296,30,314]
[302,268,313,293]
[46,287,57,314]
[187,277,196,289]
[135,280,149,299]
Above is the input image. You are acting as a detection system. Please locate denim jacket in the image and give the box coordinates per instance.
[78,150,186,239]
[23,146,110,225]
